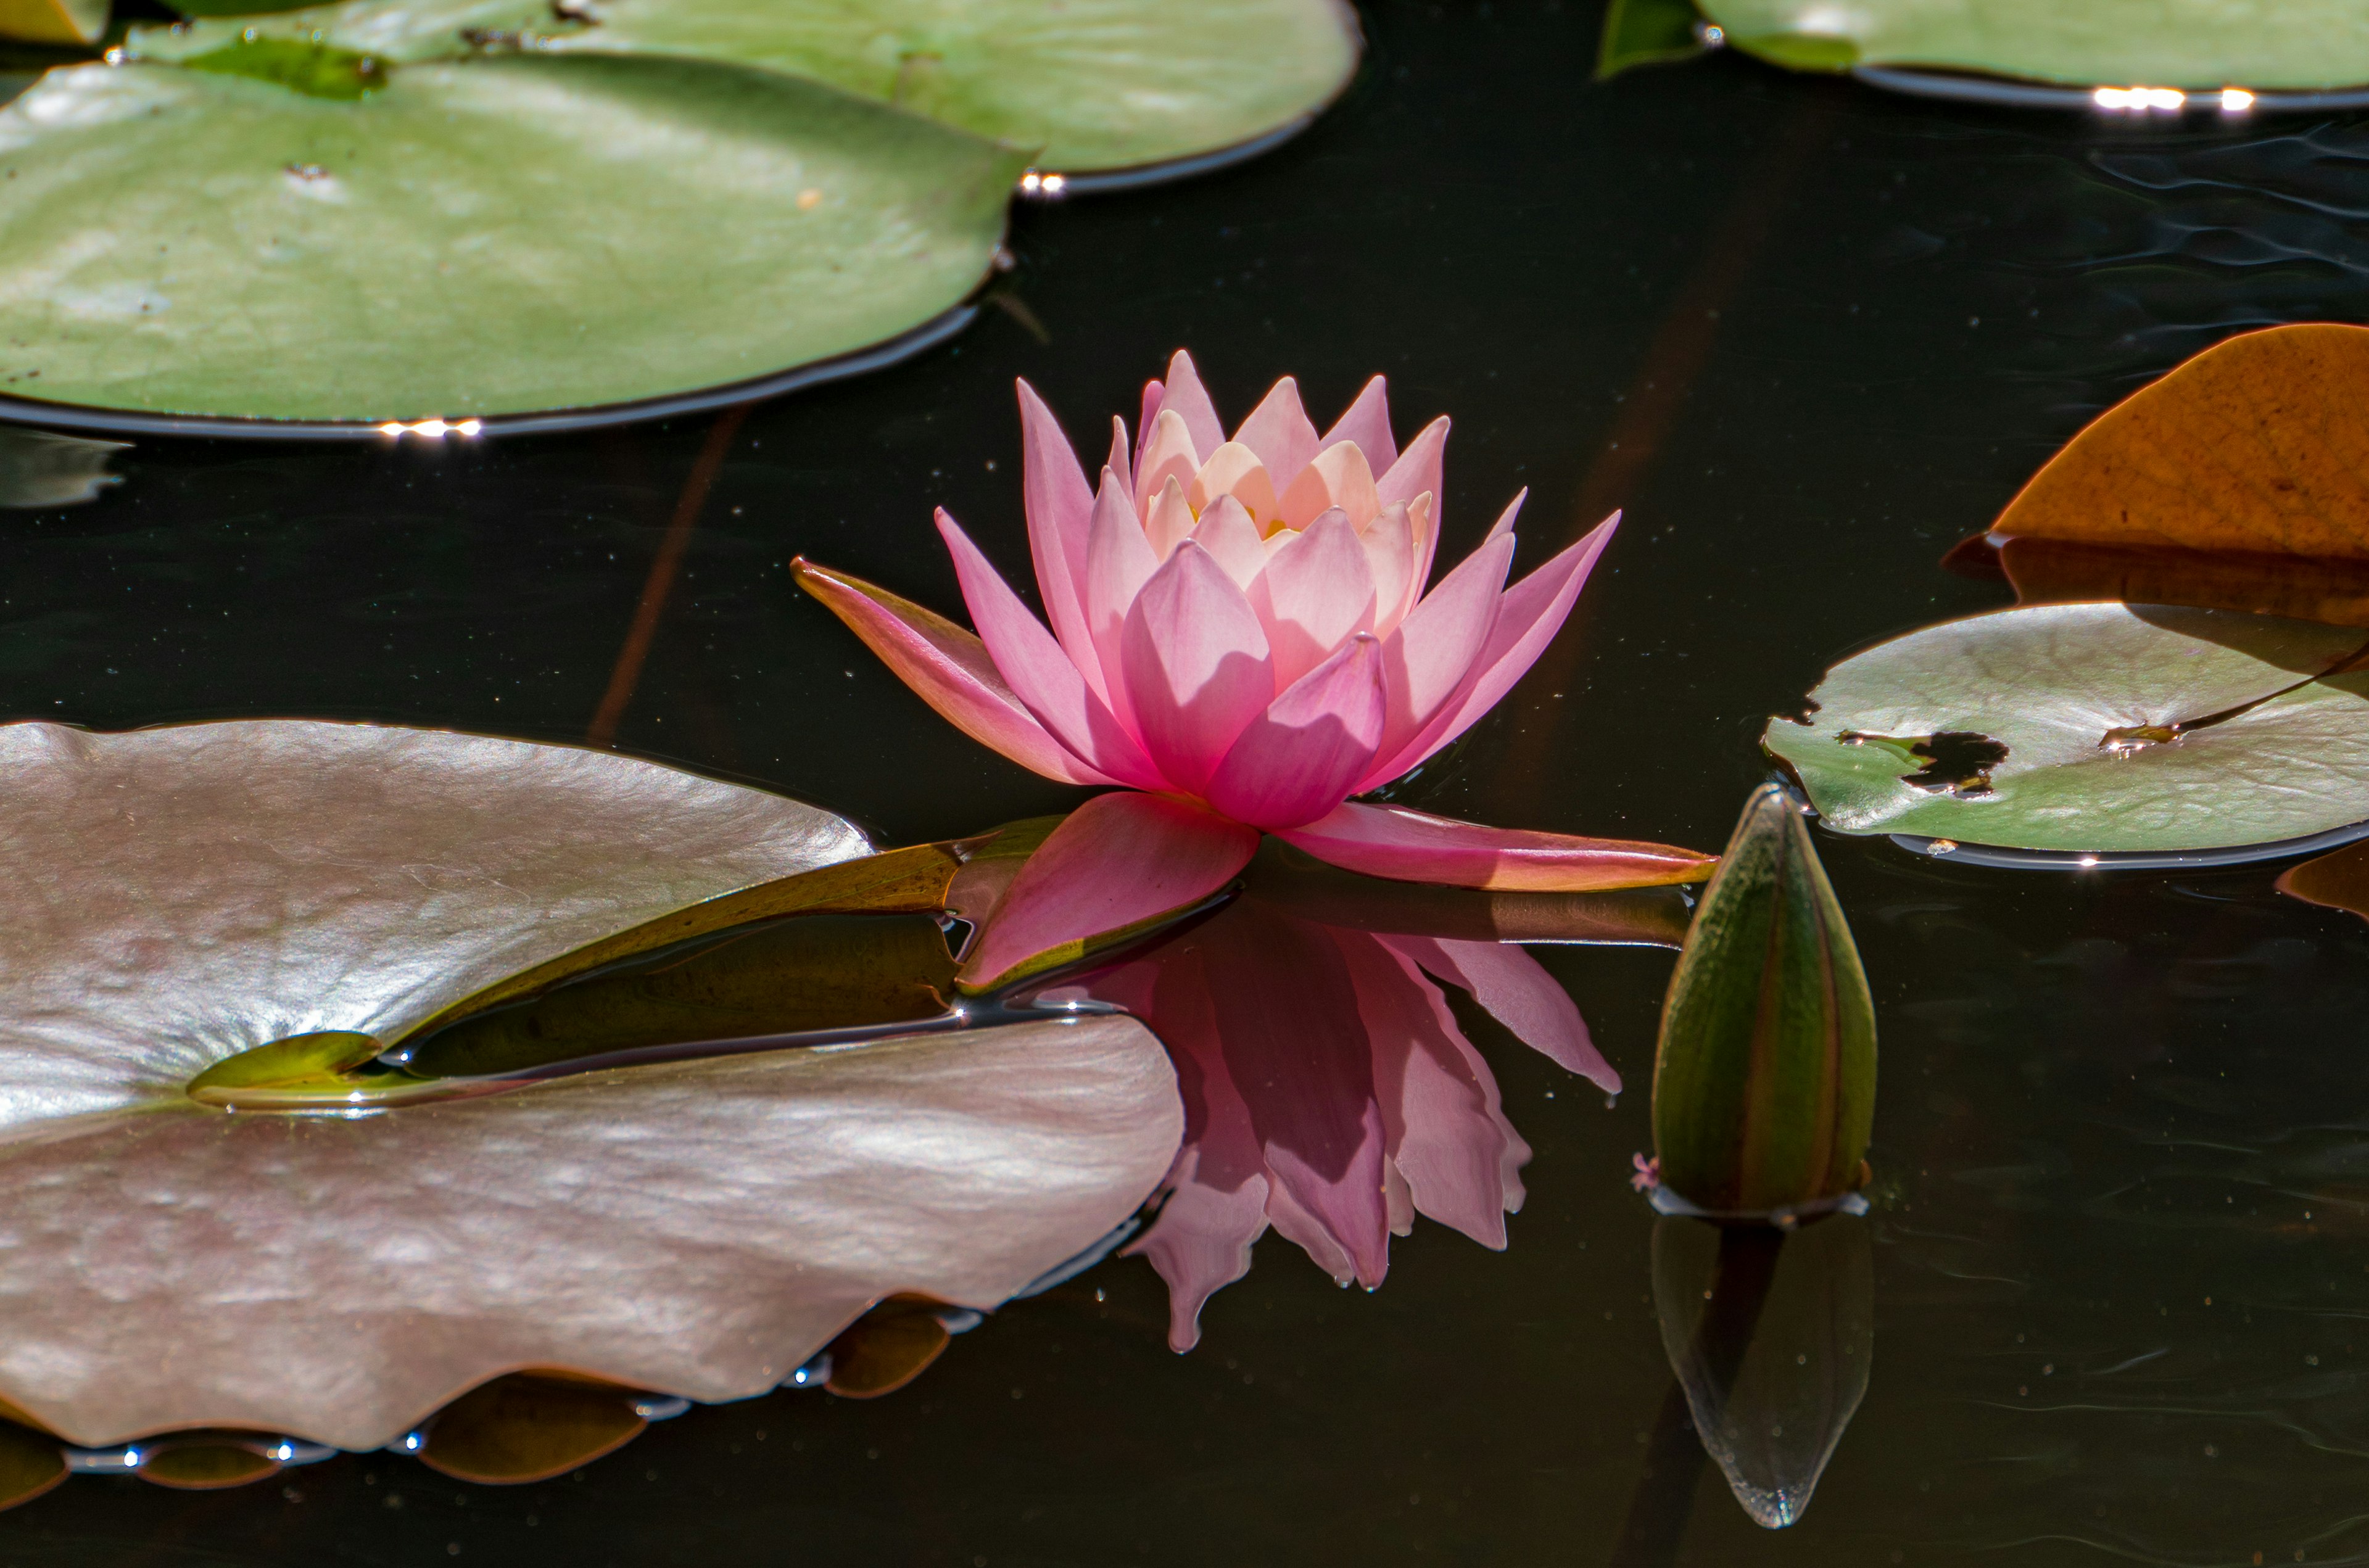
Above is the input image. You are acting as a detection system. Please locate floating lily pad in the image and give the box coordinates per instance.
[0,54,1024,423]
[0,718,1180,1448]
[1763,603,2369,854]
[1698,0,2369,90]
[133,0,1362,175]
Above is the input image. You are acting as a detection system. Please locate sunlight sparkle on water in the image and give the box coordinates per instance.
[2093,86,2187,112]
[377,418,482,439]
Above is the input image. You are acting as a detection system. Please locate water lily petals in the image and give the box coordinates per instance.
[1187,442,1281,531]
[1321,374,1396,473]
[959,791,1259,989]
[0,1018,1179,1450]
[1135,410,1204,510]
[1083,473,1165,729]
[1191,495,1271,589]
[1234,376,1321,490]
[1120,542,1278,793]
[1378,415,1448,524]
[1104,418,1134,510]
[1386,935,1618,1092]
[1486,486,1524,542]
[1361,501,1420,638]
[793,559,1112,785]
[1370,514,1614,783]
[936,510,1164,789]
[1280,440,1382,532]
[1017,381,1098,672]
[1248,508,1380,690]
[1144,475,1200,562]
[1205,633,1387,830]
[1363,532,1514,788]
[1280,801,1716,891]
[1158,349,1228,463]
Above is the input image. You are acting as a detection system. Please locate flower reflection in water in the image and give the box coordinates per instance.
[1029,849,1684,1349]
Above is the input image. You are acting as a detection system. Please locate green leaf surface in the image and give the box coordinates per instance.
[1764,603,2369,852]
[1699,0,2369,89]
[1652,786,1874,1215]
[1596,0,1704,78]
[133,0,1362,172]
[178,36,386,96]
[0,55,1023,421]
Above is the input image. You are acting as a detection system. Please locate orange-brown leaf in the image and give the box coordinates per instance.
[1996,324,2369,561]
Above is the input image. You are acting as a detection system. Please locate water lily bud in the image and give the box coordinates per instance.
[1651,785,1875,1216]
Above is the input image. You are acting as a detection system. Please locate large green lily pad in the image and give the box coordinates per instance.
[0,717,1182,1448]
[0,54,1023,423]
[1700,0,2369,90]
[1763,603,2369,854]
[133,0,1361,174]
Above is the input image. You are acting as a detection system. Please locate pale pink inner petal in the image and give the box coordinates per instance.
[1158,350,1228,461]
[1203,633,1387,831]
[1104,417,1133,510]
[935,510,1163,791]
[1248,509,1378,690]
[1280,441,1381,532]
[1359,501,1418,637]
[1321,375,1397,473]
[1118,542,1277,794]
[1081,475,1164,732]
[1378,415,1448,527]
[1189,495,1270,589]
[1136,410,1202,508]
[1186,442,1281,531]
[1404,491,1440,606]
[1234,376,1321,491]
[1017,381,1097,672]
[1136,380,1165,467]
[1143,476,1198,562]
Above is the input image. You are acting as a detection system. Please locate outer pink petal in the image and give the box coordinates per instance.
[1336,933,1527,1247]
[1278,801,1717,891]
[1247,508,1378,691]
[936,510,1165,790]
[1119,542,1276,795]
[1362,532,1513,789]
[1105,417,1133,510]
[1384,935,1618,1091]
[1136,380,1165,468]
[960,791,1259,988]
[1204,633,1387,830]
[1017,381,1097,671]
[1486,487,1525,543]
[1082,471,1162,734]
[1189,495,1268,589]
[1363,513,1615,785]
[1321,375,1396,473]
[791,559,1112,786]
[1235,376,1321,490]
[1159,350,1228,461]
[1377,415,1447,524]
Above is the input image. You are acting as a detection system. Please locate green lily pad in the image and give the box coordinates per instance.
[1763,603,2369,854]
[131,0,1362,175]
[1699,0,2369,90]
[0,54,1023,423]
[0,717,1182,1450]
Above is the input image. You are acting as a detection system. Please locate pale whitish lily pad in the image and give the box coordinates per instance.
[0,717,869,1126]
[0,426,125,508]
[0,55,1023,422]
[131,0,1362,175]
[0,1017,1176,1449]
[1699,0,2369,89]
[1763,603,2369,853]
[0,719,1183,1448]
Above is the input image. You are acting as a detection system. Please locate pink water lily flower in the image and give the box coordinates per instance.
[796,352,1712,985]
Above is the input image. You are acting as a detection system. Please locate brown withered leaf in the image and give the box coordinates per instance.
[1995,324,2369,561]
[2277,840,2369,920]
[1993,535,2369,630]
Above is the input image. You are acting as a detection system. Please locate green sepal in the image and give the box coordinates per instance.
[1596,0,1706,78]
[1651,785,1876,1215]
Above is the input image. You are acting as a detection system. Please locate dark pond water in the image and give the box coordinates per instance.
[11,2,2369,1562]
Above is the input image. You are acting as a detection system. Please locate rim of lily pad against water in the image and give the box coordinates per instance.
[0,104,1333,444]
[1848,64,2369,113]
